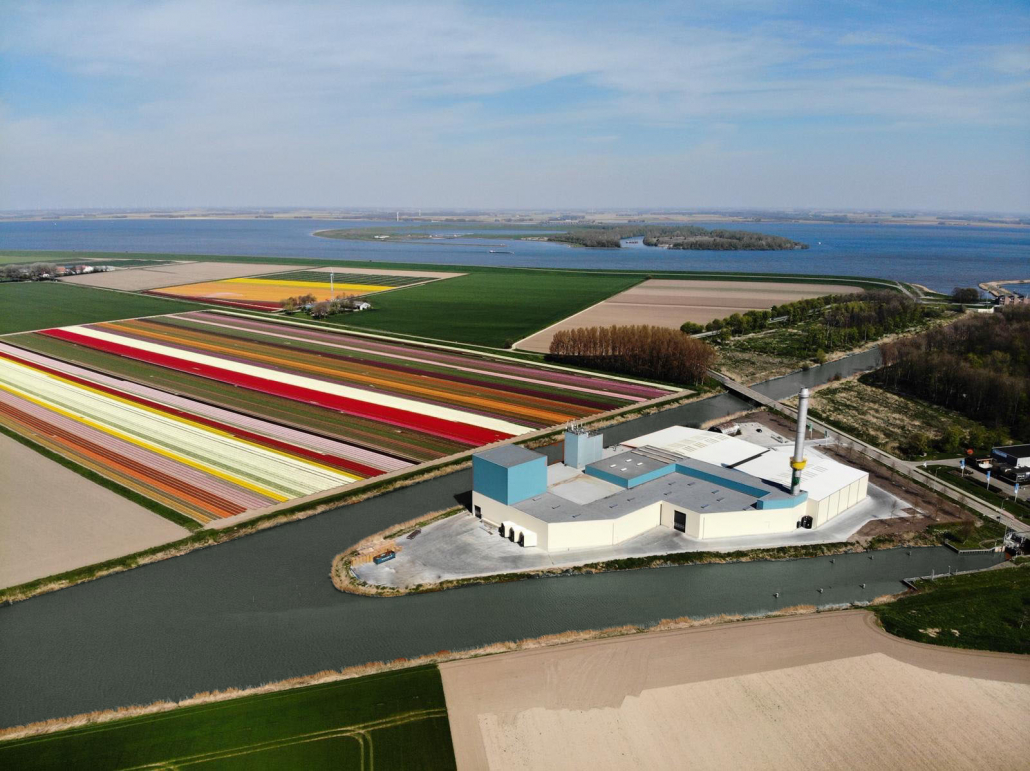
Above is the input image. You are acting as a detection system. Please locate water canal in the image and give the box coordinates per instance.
[0,345,970,730]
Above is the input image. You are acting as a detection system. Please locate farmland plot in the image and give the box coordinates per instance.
[2,311,670,523]
[149,268,457,310]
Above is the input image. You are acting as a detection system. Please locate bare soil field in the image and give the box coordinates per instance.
[0,436,188,588]
[60,262,306,291]
[441,610,1030,771]
[307,266,467,279]
[515,280,862,352]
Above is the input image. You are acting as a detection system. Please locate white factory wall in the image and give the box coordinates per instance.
[697,503,804,539]
[659,503,704,538]
[472,493,548,551]
[547,519,616,552]
[612,502,662,543]
[807,474,868,527]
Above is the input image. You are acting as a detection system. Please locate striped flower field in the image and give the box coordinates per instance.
[1,311,672,523]
[149,270,438,310]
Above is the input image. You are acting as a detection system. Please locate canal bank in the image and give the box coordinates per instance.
[0,347,892,729]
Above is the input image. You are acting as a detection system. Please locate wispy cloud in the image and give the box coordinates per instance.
[1,0,1027,211]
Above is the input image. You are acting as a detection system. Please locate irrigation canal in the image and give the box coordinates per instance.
[3,346,1002,728]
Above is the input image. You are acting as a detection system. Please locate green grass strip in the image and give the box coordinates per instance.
[874,564,1030,654]
[0,665,456,771]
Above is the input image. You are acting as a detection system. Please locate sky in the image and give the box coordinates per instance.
[1,0,1028,212]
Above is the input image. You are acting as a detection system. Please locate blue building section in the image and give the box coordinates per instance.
[584,450,675,488]
[564,429,603,469]
[473,445,547,505]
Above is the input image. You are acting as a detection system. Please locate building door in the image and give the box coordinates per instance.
[674,510,686,533]
[474,505,482,519]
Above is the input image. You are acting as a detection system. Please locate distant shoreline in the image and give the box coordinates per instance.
[2,212,1027,229]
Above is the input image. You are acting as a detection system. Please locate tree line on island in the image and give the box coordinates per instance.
[549,225,807,251]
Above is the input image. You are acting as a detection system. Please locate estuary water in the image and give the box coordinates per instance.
[1,218,1027,292]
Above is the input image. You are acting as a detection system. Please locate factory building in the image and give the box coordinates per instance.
[472,393,868,553]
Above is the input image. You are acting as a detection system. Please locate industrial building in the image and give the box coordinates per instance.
[471,391,869,553]
[992,444,1030,469]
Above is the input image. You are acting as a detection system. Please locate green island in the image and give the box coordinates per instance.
[313,223,808,250]
[0,666,456,771]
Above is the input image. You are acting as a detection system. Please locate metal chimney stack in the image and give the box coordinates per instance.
[790,388,810,495]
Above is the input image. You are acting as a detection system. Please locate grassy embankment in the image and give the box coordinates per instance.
[798,378,983,459]
[0,282,208,335]
[0,666,456,771]
[924,465,1030,524]
[874,564,1030,654]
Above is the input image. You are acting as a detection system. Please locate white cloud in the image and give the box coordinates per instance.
[0,0,1027,210]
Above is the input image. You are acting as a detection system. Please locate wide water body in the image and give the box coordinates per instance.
[1,218,1027,291]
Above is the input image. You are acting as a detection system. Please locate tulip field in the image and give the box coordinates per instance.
[149,269,443,310]
[0,310,672,523]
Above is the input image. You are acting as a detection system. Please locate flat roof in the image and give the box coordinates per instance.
[475,444,543,468]
[735,446,867,501]
[513,456,793,524]
[622,425,767,468]
[994,444,1030,455]
[586,450,672,482]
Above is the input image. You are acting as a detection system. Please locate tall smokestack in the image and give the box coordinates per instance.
[791,388,810,495]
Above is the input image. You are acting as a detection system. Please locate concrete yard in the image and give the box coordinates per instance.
[514,279,863,353]
[0,436,189,588]
[440,610,1030,771]
[59,261,306,291]
[352,481,908,590]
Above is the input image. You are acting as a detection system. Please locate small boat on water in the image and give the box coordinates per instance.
[489,250,514,254]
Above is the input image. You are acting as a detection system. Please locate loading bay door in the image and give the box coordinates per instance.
[674,510,686,533]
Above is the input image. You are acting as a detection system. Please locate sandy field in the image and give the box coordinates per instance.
[441,610,1030,771]
[60,262,306,291]
[516,279,863,352]
[0,436,188,588]
[307,266,467,279]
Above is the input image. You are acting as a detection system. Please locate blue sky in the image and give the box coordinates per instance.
[1,0,1028,211]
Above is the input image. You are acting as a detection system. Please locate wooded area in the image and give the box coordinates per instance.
[877,306,1030,438]
[548,324,715,385]
[550,225,807,250]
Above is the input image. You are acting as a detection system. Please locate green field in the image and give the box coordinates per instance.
[0,666,456,770]
[335,270,642,347]
[0,283,206,335]
[874,565,1030,654]
[1,250,906,347]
